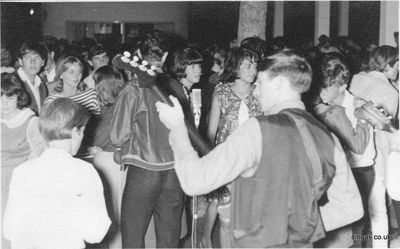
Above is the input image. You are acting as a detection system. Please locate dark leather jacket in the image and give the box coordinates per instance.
[110,78,174,171]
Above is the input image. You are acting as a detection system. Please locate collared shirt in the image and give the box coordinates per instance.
[3,148,111,249]
[17,67,43,112]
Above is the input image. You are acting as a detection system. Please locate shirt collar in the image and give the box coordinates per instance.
[18,67,42,88]
[41,148,73,160]
[342,90,354,108]
[1,108,36,128]
[269,99,305,115]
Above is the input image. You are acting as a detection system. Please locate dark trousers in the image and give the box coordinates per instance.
[121,166,184,248]
[351,166,375,248]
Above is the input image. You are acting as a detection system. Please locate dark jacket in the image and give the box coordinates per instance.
[110,78,174,171]
[14,71,48,115]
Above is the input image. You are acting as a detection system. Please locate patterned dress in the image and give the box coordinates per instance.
[211,82,262,247]
[214,82,262,145]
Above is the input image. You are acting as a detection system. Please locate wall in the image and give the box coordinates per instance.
[42,2,188,40]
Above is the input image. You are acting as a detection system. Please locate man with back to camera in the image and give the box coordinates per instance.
[156,51,363,247]
[110,29,185,248]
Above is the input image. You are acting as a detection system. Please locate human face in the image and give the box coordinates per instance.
[384,60,399,81]
[254,71,277,113]
[320,84,343,105]
[184,63,202,84]
[61,63,83,88]
[1,94,18,119]
[91,52,109,70]
[237,58,257,83]
[19,50,44,77]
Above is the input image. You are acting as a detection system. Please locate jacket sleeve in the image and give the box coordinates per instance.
[320,105,370,154]
[319,134,364,231]
[110,84,138,149]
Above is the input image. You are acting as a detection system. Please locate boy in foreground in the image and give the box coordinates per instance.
[3,98,111,249]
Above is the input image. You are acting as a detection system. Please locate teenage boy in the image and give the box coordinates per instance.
[15,41,48,115]
[156,51,363,247]
[83,44,109,89]
[3,98,111,249]
[315,54,374,247]
[110,30,184,248]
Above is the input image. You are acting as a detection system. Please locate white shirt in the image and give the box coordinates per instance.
[3,148,111,249]
[17,67,43,112]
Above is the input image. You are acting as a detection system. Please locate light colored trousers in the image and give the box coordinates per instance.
[369,130,391,248]
[93,151,127,249]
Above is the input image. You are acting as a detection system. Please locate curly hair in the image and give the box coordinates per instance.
[320,53,350,88]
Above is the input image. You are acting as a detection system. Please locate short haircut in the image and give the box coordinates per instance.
[258,51,313,94]
[88,43,107,60]
[221,47,258,83]
[369,45,398,72]
[138,29,169,62]
[320,53,350,88]
[93,66,124,106]
[169,48,203,80]
[53,56,87,93]
[18,41,48,63]
[1,73,30,109]
[39,98,90,142]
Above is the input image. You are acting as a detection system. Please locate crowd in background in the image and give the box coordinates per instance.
[1,28,399,249]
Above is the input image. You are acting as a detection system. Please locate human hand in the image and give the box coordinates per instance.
[156,95,185,130]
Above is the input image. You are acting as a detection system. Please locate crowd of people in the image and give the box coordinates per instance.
[1,28,399,249]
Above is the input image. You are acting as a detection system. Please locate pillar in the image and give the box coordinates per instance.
[314,1,330,45]
[379,1,399,46]
[237,1,268,43]
[273,1,284,37]
[338,1,349,36]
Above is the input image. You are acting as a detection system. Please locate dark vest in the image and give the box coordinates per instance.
[231,108,336,247]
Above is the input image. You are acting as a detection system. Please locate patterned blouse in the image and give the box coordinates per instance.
[214,82,262,145]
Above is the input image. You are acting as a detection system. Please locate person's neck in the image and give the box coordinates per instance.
[232,78,252,98]
[180,78,194,91]
[268,92,302,115]
[48,140,72,154]
[45,62,55,73]
[233,78,251,89]
[23,70,36,84]
[1,109,24,120]
[333,91,346,106]
[62,83,78,97]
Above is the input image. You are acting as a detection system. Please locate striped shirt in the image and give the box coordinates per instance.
[44,88,101,115]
